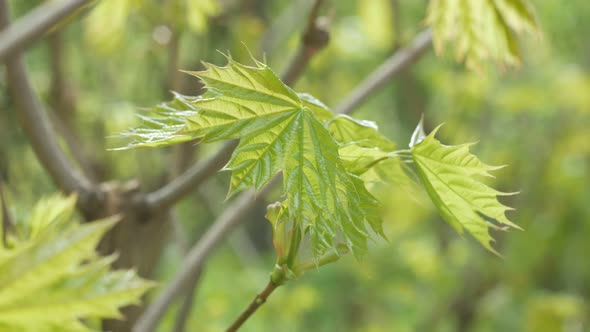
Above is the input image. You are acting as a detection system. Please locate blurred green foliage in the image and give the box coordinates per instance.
[0,194,153,331]
[1,0,588,331]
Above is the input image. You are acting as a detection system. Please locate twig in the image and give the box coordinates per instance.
[165,30,182,96]
[135,16,434,332]
[170,208,203,332]
[48,32,100,182]
[281,0,328,86]
[0,0,93,61]
[0,0,95,197]
[144,141,238,211]
[47,110,100,183]
[334,29,433,115]
[225,281,279,332]
[0,179,14,247]
[171,267,203,332]
[259,0,310,55]
[132,182,278,332]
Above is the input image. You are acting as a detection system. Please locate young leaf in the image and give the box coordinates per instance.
[120,57,382,258]
[328,115,397,175]
[426,0,539,69]
[0,194,154,331]
[410,123,520,254]
[114,94,198,149]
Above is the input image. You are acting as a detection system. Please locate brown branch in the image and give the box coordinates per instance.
[144,140,238,211]
[225,280,279,332]
[165,30,182,96]
[0,179,14,247]
[47,110,99,183]
[0,0,93,61]
[334,29,433,115]
[48,32,100,182]
[172,267,203,332]
[281,0,328,86]
[171,209,204,332]
[0,0,95,198]
[133,181,278,332]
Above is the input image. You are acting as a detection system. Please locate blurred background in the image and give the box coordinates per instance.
[1,0,589,331]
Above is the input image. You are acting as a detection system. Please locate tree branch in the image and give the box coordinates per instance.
[132,181,278,332]
[171,266,203,332]
[334,29,432,115]
[144,0,329,212]
[281,0,329,86]
[0,0,95,197]
[48,32,100,183]
[0,179,14,247]
[144,140,238,211]
[165,30,182,96]
[225,280,279,332]
[0,0,93,61]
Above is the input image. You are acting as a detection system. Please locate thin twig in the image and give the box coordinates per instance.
[0,179,14,247]
[134,18,434,332]
[334,29,433,115]
[171,267,203,332]
[0,0,93,61]
[144,141,238,211]
[165,30,182,96]
[170,205,203,332]
[132,182,278,332]
[48,32,100,182]
[225,281,279,332]
[281,0,328,86]
[47,110,100,183]
[0,0,95,197]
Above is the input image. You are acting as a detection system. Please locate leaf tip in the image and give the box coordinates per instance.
[409,115,426,147]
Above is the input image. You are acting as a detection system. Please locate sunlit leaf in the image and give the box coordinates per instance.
[410,123,520,253]
[186,0,220,33]
[426,0,540,69]
[328,115,396,175]
[0,194,154,331]
[120,57,382,258]
[114,93,199,149]
[84,0,136,55]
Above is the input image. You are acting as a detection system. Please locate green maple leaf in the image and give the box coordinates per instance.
[426,0,539,69]
[410,122,520,254]
[120,56,381,257]
[0,194,154,331]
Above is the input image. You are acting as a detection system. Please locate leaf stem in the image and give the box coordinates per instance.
[226,280,280,332]
[293,246,348,275]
